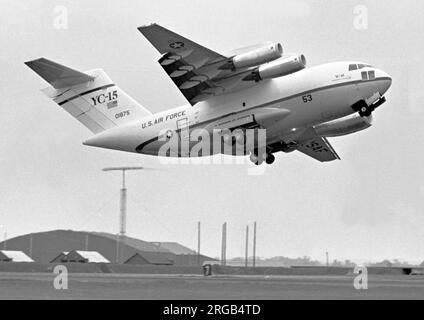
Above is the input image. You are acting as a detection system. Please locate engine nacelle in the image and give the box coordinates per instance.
[243,54,306,82]
[220,43,283,70]
[314,114,373,137]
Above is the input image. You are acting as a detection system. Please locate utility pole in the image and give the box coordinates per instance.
[85,234,89,251]
[253,222,257,268]
[115,233,120,263]
[29,234,33,257]
[326,251,329,267]
[197,221,201,265]
[245,225,249,268]
[103,166,145,263]
[221,222,227,266]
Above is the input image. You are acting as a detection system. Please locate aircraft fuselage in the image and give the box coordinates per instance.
[84,61,392,158]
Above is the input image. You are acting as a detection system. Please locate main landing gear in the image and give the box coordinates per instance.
[249,150,275,165]
[266,153,275,164]
[353,96,386,117]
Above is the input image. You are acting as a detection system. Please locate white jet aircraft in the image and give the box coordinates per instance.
[26,23,392,165]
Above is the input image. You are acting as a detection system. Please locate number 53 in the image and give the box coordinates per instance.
[302,94,313,103]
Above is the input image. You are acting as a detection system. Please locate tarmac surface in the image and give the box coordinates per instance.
[1,273,424,299]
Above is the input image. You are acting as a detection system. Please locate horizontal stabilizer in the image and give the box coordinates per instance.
[25,58,94,89]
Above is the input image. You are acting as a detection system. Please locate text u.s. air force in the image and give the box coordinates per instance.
[141,111,186,129]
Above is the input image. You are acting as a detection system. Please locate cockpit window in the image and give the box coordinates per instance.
[349,64,358,71]
[360,71,376,81]
[349,63,374,71]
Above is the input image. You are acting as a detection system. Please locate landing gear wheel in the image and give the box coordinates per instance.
[250,153,258,165]
[250,151,266,165]
[265,153,275,165]
[355,100,373,117]
[359,105,372,117]
[233,129,245,145]
[222,133,233,145]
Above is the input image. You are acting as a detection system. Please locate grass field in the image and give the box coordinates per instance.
[1,273,424,299]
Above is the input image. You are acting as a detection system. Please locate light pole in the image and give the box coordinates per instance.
[326,251,329,267]
[221,222,227,266]
[245,225,249,268]
[253,222,257,269]
[102,166,145,263]
[197,221,201,266]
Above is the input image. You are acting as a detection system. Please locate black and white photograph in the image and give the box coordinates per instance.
[1,0,424,308]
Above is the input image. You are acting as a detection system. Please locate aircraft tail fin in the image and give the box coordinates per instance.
[25,58,95,89]
[25,58,152,134]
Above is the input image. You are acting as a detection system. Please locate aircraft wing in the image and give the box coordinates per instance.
[138,23,258,105]
[295,130,340,162]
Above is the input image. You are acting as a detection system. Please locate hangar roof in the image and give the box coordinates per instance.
[124,252,173,265]
[151,242,197,255]
[94,232,170,253]
[70,251,110,263]
[50,251,69,263]
[0,250,34,262]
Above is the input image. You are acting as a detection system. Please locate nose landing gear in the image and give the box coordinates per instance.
[359,103,372,117]
[354,100,373,117]
[352,96,386,117]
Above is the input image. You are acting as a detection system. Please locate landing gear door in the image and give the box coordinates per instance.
[177,117,189,140]
[177,117,190,157]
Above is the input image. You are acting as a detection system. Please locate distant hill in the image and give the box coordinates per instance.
[226,256,421,267]
[227,256,323,267]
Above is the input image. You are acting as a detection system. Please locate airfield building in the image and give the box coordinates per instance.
[124,252,173,265]
[0,230,215,266]
[51,250,110,264]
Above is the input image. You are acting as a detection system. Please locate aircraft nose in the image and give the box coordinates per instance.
[378,69,392,94]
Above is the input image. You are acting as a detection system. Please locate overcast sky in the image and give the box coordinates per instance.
[1,0,424,263]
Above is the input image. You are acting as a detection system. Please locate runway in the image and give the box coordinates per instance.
[1,273,424,299]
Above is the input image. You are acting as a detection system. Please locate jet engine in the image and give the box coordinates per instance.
[314,114,373,137]
[243,54,306,82]
[220,43,283,70]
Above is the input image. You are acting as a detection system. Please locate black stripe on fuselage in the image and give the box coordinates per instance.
[136,136,160,153]
[136,77,391,153]
[57,84,116,106]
